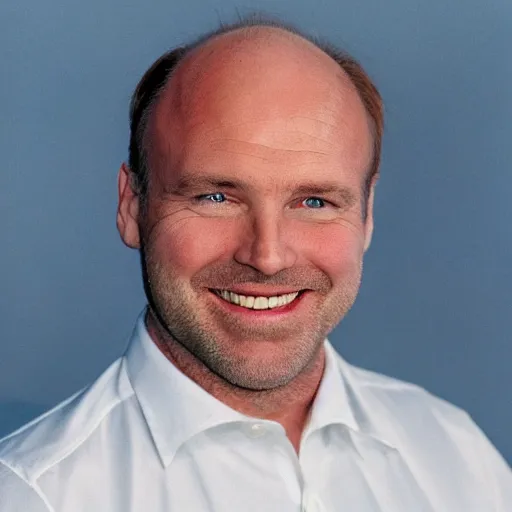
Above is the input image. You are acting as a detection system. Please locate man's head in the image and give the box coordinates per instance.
[117,19,383,390]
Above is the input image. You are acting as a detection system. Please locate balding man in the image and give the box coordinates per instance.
[1,19,510,512]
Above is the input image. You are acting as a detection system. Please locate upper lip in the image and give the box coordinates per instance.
[210,286,305,297]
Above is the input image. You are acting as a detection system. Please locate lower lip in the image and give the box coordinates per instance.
[209,290,308,317]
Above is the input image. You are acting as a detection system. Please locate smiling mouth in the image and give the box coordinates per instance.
[210,289,305,310]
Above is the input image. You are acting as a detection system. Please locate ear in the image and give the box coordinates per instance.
[116,163,141,249]
[363,176,378,252]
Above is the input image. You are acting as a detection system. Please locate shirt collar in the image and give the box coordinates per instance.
[124,311,247,467]
[124,310,381,467]
[302,340,360,437]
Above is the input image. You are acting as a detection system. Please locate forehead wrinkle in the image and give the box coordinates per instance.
[210,138,329,156]
[195,117,339,142]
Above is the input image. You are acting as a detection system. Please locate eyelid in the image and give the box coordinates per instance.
[298,196,337,208]
[192,192,235,205]
[191,193,338,209]
[193,192,225,200]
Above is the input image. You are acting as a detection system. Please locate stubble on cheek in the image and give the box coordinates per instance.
[139,211,364,389]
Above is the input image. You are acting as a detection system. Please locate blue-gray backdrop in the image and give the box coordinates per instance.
[2,0,511,464]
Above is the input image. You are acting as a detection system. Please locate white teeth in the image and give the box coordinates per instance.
[214,289,300,310]
[268,296,278,308]
[254,297,268,310]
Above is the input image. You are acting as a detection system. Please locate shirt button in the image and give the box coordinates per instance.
[246,423,267,438]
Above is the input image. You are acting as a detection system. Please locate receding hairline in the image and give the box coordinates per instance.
[158,25,361,119]
[176,24,341,73]
[146,24,373,173]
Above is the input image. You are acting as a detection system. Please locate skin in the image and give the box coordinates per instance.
[117,27,376,453]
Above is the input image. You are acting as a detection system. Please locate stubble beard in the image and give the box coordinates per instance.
[141,249,362,391]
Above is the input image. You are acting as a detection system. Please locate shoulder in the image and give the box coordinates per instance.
[0,357,133,487]
[333,348,512,503]
[0,461,51,511]
[333,349,474,433]
[330,346,499,458]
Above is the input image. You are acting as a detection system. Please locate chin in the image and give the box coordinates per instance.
[206,336,322,390]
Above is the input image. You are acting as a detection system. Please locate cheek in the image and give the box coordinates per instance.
[298,224,365,279]
[149,217,237,276]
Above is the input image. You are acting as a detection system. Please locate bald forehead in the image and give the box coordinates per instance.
[144,26,373,179]
[176,26,344,87]
[160,27,359,122]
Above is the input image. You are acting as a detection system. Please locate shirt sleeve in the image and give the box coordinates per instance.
[0,461,51,512]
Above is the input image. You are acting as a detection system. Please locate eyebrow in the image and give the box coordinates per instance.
[165,173,357,208]
[291,182,357,207]
[167,175,249,194]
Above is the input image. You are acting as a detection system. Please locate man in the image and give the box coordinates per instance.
[0,18,510,511]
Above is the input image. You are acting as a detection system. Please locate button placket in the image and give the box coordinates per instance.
[301,489,325,512]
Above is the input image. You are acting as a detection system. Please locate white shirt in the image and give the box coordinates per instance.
[0,312,510,511]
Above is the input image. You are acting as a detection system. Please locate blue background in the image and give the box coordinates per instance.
[1,0,511,464]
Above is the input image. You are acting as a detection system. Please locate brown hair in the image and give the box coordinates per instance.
[128,16,384,213]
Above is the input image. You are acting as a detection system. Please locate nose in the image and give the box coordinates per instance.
[233,209,298,276]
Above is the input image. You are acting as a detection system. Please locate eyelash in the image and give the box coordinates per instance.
[192,193,334,209]
[193,193,227,204]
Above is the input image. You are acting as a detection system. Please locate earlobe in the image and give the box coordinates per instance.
[116,163,141,249]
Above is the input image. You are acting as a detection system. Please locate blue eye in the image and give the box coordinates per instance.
[198,192,226,203]
[303,197,325,208]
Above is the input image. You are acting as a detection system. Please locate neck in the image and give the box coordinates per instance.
[145,309,325,453]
